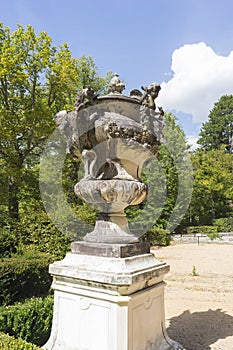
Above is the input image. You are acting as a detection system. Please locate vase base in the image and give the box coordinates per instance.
[71,241,150,258]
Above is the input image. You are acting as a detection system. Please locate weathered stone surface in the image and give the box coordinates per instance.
[48,252,169,295]
[56,98,164,158]
[43,79,185,350]
[71,241,150,258]
[74,179,147,212]
[43,255,184,350]
[57,94,163,244]
[107,73,125,94]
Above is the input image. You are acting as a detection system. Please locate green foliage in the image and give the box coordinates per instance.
[207,232,220,241]
[19,164,44,213]
[156,113,192,231]
[0,22,110,220]
[39,142,98,240]
[191,265,199,276]
[0,24,58,219]
[189,147,233,225]
[62,154,98,234]
[142,227,171,246]
[20,211,71,260]
[76,55,112,95]
[186,225,219,239]
[0,248,53,306]
[214,217,233,232]
[0,333,41,349]
[186,95,233,227]
[186,226,218,235]
[0,295,53,346]
[0,227,17,257]
[198,95,233,152]
[0,211,71,265]
[127,113,192,234]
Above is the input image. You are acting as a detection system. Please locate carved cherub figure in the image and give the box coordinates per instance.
[141,82,161,110]
[158,106,164,119]
[97,158,135,181]
[108,73,125,94]
[75,86,98,111]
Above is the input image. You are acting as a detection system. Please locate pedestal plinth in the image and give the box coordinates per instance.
[43,244,184,350]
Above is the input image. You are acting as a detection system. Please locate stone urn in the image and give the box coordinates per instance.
[57,75,164,244]
[43,75,185,350]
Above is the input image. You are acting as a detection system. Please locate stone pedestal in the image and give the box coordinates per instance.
[43,248,183,350]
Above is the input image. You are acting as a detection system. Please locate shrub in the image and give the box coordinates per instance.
[214,217,233,232]
[0,211,71,260]
[186,226,218,235]
[0,248,53,306]
[142,227,171,246]
[186,225,219,240]
[190,265,199,277]
[207,231,220,241]
[20,211,71,260]
[0,295,53,346]
[0,332,42,349]
[0,228,17,258]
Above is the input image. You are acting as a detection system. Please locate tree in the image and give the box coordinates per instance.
[156,113,193,232]
[0,23,109,220]
[198,95,233,153]
[189,147,233,225]
[127,113,193,235]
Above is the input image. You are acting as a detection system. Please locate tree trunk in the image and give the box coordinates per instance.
[8,176,19,220]
[211,195,215,225]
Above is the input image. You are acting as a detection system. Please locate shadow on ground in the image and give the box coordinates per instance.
[167,309,233,350]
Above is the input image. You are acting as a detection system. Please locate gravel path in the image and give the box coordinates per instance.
[152,243,233,350]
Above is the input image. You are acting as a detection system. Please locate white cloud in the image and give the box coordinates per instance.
[186,134,200,150]
[157,42,233,123]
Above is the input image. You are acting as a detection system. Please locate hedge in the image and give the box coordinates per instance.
[214,217,233,232]
[0,295,53,346]
[0,248,53,306]
[20,211,72,260]
[0,332,42,349]
[142,227,171,246]
[186,225,219,240]
[0,228,17,258]
[186,226,218,235]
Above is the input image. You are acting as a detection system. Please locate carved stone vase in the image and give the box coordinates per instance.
[44,77,185,350]
[57,94,163,245]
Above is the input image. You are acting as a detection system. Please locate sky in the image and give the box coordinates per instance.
[1,0,233,148]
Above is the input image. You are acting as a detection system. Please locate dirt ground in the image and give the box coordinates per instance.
[152,242,233,350]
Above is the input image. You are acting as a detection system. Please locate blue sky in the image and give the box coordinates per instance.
[2,0,233,147]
